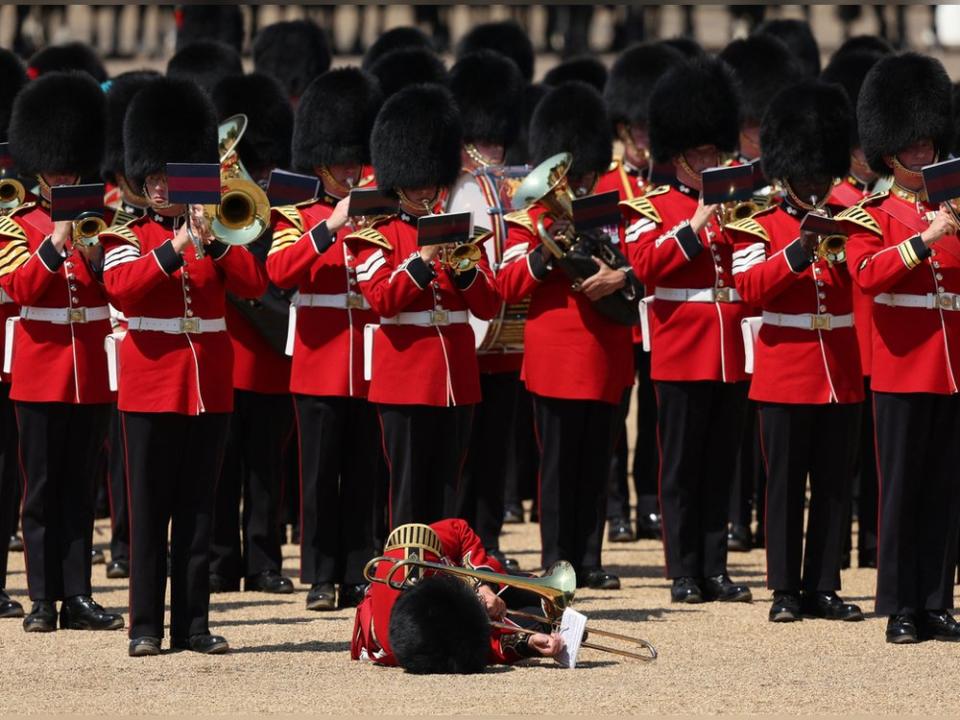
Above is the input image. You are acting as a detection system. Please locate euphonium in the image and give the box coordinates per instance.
[0,178,25,214]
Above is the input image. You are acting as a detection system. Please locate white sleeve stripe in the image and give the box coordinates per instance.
[356,249,384,274]
[104,255,139,271]
[104,247,140,269]
[731,243,765,262]
[501,244,529,262]
[731,257,763,275]
[626,219,656,242]
[731,253,766,269]
[356,256,386,282]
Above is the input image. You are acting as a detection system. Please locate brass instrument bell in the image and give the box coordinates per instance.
[512,152,576,258]
[72,211,107,247]
[0,178,25,214]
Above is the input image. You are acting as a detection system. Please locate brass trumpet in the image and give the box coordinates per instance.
[0,178,25,215]
[439,242,483,275]
[816,233,846,263]
[72,211,107,247]
[720,199,761,227]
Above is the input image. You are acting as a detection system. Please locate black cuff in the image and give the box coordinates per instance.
[784,238,813,273]
[451,266,478,290]
[675,223,704,260]
[206,240,230,260]
[38,237,65,272]
[405,255,436,289]
[527,248,552,281]
[310,222,334,254]
[154,239,185,275]
[909,234,931,262]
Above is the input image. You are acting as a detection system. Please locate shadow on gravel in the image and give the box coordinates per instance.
[231,640,351,654]
[586,606,701,622]
[215,616,327,628]
[210,598,298,612]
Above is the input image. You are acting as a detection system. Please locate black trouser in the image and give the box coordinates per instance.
[532,394,618,572]
[105,406,129,565]
[873,392,960,616]
[378,403,473,529]
[123,411,229,640]
[504,385,538,511]
[608,346,659,521]
[16,401,110,601]
[759,402,859,592]
[0,384,18,589]
[295,394,379,586]
[844,378,878,561]
[655,381,748,579]
[456,373,520,552]
[729,400,766,532]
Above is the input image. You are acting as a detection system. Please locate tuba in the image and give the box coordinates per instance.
[512,152,640,326]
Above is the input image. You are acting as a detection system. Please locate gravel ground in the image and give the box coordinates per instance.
[1,517,959,716]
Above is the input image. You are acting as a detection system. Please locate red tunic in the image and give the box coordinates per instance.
[100,213,268,415]
[225,302,291,395]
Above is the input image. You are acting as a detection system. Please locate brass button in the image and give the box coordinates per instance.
[819,304,826,312]
[186,309,194,317]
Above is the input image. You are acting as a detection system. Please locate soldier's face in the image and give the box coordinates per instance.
[789,176,832,205]
[568,172,599,197]
[400,186,439,213]
[891,139,936,172]
[851,147,878,184]
[618,123,650,168]
[322,163,363,189]
[41,173,79,188]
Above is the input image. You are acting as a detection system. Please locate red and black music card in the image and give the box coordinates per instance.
[348,187,399,218]
[800,212,844,237]
[701,164,755,205]
[417,211,472,246]
[922,158,960,205]
[572,190,621,232]
[50,183,104,221]
[267,169,319,207]
[166,162,221,205]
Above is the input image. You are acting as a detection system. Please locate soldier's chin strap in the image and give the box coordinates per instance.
[890,153,936,197]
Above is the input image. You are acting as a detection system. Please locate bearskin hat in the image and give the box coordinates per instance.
[253,20,332,101]
[167,40,243,97]
[753,19,821,77]
[720,34,805,125]
[649,57,740,164]
[9,71,105,179]
[660,36,704,59]
[529,81,612,177]
[292,68,383,172]
[102,70,161,184]
[504,82,549,166]
[450,51,523,148]
[368,47,447,100]
[212,73,293,178]
[362,26,435,71]
[543,56,608,92]
[175,5,243,52]
[0,49,27,142]
[388,575,490,675]
[371,83,461,193]
[833,34,893,60]
[604,42,686,133]
[820,50,885,147]
[858,52,954,176]
[760,80,852,183]
[456,20,534,83]
[123,77,218,192]
[27,42,107,83]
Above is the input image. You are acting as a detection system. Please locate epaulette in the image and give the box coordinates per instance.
[110,208,139,229]
[100,223,141,250]
[0,214,28,243]
[606,159,620,173]
[835,203,882,236]
[344,224,392,251]
[470,226,492,245]
[358,173,376,188]
[0,215,30,278]
[6,201,36,219]
[619,187,668,224]
[272,204,305,233]
[726,215,770,242]
[861,189,889,206]
[503,209,534,234]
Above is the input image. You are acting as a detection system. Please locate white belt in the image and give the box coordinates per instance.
[654,286,741,303]
[126,316,227,334]
[379,310,470,327]
[761,311,854,331]
[295,292,369,310]
[0,290,12,305]
[875,292,960,311]
[20,305,110,324]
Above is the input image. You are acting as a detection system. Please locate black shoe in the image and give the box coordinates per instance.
[580,568,621,590]
[607,518,634,543]
[670,577,704,604]
[244,570,294,594]
[886,613,919,644]
[338,583,367,609]
[0,589,24,619]
[727,524,753,552]
[919,610,960,642]
[171,633,229,654]
[489,549,521,575]
[503,504,524,524]
[91,548,106,565]
[858,550,877,569]
[59,595,124,631]
[702,574,752,603]
[306,582,336,611]
[769,591,802,622]
[106,559,129,579]
[8,534,22,552]
[23,601,57,632]
[128,636,161,657]
[801,591,863,621]
[208,573,239,594]
[635,512,662,540]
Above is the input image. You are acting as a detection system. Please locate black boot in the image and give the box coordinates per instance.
[59,595,124,631]
[0,589,24,619]
[23,601,58,632]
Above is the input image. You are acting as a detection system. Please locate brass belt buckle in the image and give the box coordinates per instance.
[179,317,200,333]
[938,294,956,311]
[429,309,449,326]
[68,307,87,324]
[810,314,831,331]
[714,287,731,303]
[347,293,365,309]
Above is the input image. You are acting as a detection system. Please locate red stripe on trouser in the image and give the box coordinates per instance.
[375,408,393,530]
[530,396,545,570]
[13,405,31,598]
[757,407,771,589]
[293,398,306,583]
[871,392,883,601]
[652,384,670,578]
[120,412,135,638]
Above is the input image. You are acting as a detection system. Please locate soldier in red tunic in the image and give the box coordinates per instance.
[100,78,267,656]
[841,53,960,644]
[2,72,122,633]
[728,80,864,624]
[266,67,384,612]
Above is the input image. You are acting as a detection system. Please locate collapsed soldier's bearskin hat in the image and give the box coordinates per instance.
[9,71,105,178]
[362,26,435,71]
[371,83,462,193]
[504,82,549,166]
[253,20,332,101]
[858,52,954,177]
[754,19,821,77]
[175,5,243,52]
[27,42,107,82]
[760,80,853,183]
[648,57,740,164]
[720,34,804,125]
[292,67,383,172]
[0,49,28,142]
[833,34,893,60]
[123,76,218,191]
[167,40,243,97]
[529,81,612,177]
[388,575,491,675]
[456,20,534,83]
[604,42,686,133]
[367,47,447,100]
[450,50,524,148]
[543,56,608,92]
[102,70,161,184]
[820,51,885,147]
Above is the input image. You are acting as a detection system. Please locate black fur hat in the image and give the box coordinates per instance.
[123,77,218,192]
[253,20,332,101]
[833,34,894,60]
[368,47,447,100]
[720,34,805,125]
[504,82,549,166]
[649,57,740,163]
[858,52,954,176]
[27,42,107,83]
[456,21,534,83]
[212,73,293,177]
[760,80,852,183]
[362,27,435,71]
[292,67,382,172]
[167,40,243,97]
[0,49,27,142]
[175,5,243,52]
[450,50,524,148]
[529,81,612,177]
[9,71,105,178]
[102,70,161,184]
[753,19,821,77]
[820,50,885,146]
[543,56,608,92]
[604,42,686,132]
[388,575,490,675]
[660,36,704,59]
[371,83,462,193]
